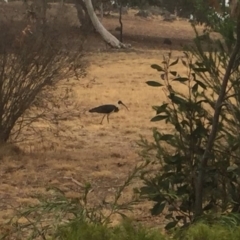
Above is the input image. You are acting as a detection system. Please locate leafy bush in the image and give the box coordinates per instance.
[137,20,240,229]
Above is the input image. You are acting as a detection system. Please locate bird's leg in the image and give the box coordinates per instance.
[100,115,106,124]
[107,114,110,123]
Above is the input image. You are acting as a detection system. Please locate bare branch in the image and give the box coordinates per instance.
[0,13,86,143]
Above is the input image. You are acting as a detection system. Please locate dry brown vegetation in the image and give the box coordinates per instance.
[0,1,208,229]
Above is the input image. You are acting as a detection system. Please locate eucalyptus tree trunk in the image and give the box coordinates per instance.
[84,0,130,48]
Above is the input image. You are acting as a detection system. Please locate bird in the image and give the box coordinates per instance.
[89,100,129,124]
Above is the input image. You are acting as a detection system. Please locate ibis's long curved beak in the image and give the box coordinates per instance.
[120,102,129,111]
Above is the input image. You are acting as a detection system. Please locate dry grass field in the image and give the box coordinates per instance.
[0,2,207,231]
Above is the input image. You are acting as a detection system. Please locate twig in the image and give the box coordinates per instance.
[63,177,85,189]
[63,176,123,190]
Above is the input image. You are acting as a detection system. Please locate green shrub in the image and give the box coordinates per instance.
[55,219,166,240]
[137,21,240,229]
[175,223,240,240]
[49,220,240,240]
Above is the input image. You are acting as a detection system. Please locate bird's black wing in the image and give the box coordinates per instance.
[89,104,116,114]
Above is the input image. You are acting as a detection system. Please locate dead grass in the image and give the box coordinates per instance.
[0,2,211,230]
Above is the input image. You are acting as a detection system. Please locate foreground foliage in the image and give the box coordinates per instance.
[137,13,240,230]
[2,214,240,240]
[53,220,240,240]
[0,162,146,239]
[54,219,166,240]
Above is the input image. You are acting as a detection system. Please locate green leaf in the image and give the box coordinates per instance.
[183,51,189,58]
[140,186,156,195]
[169,58,179,66]
[192,83,198,93]
[170,71,177,76]
[151,64,164,72]
[160,134,174,141]
[196,99,208,105]
[160,73,165,80]
[231,143,240,152]
[151,194,165,203]
[176,215,185,221]
[181,58,187,67]
[169,95,187,105]
[161,172,175,179]
[151,115,168,122]
[192,124,208,138]
[175,123,181,132]
[195,61,205,67]
[195,80,207,89]
[192,67,208,72]
[181,120,190,127]
[165,153,182,165]
[151,202,166,216]
[152,103,168,114]
[177,184,189,195]
[165,221,178,230]
[173,77,189,82]
[179,201,188,212]
[159,179,170,191]
[146,81,163,87]
[153,129,161,141]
